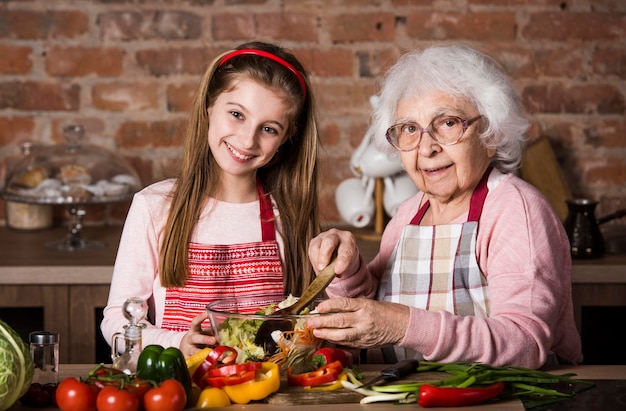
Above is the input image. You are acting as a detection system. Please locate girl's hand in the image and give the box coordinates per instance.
[179,311,217,357]
[308,228,359,276]
[306,298,410,347]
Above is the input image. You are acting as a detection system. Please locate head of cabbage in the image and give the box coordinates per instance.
[0,319,34,411]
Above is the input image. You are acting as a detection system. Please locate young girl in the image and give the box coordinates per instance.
[101,41,320,357]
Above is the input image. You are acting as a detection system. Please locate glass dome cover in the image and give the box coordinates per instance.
[3,125,141,205]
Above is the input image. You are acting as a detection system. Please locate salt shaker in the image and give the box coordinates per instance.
[29,331,60,384]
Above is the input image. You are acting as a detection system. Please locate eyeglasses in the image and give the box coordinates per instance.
[386,115,483,151]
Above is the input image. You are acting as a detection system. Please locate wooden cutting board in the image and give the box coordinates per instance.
[520,137,572,222]
[266,369,449,405]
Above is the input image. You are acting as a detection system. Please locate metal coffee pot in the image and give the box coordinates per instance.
[564,198,626,259]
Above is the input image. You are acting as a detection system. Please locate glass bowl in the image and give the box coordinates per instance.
[206,295,324,365]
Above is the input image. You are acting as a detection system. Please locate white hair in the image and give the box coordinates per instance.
[372,45,529,174]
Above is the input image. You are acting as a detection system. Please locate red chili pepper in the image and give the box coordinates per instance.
[287,360,344,386]
[192,345,238,388]
[312,347,353,368]
[418,382,506,407]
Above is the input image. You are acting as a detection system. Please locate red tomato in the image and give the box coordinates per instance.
[55,377,98,411]
[127,377,152,403]
[96,386,139,411]
[143,380,186,411]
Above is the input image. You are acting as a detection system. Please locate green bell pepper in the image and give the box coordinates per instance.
[137,344,192,402]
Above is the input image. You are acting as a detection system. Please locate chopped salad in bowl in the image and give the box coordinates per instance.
[206,295,324,372]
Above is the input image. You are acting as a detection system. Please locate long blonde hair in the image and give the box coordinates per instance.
[159,41,320,295]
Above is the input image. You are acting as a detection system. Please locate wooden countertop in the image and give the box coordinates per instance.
[0,225,120,284]
[0,225,624,285]
[8,364,626,411]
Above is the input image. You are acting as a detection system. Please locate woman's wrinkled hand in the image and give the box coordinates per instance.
[308,228,359,276]
[179,311,217,357]
[306,298,409,348]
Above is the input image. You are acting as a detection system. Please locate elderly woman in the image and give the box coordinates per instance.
[307,45,582,369]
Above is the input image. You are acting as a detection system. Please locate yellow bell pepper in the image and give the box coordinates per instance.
[222,362,280,404]
[196,387,231,408]
[304,371,347,391]
[187,347,213,378]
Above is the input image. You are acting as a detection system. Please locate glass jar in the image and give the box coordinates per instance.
[29,331,60,385]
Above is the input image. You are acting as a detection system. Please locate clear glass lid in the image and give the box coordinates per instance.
[3,125,141,205]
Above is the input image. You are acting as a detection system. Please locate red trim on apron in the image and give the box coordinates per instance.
[410,167,492,225]
[161,181,284,332]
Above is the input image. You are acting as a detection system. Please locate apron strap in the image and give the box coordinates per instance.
[467,166,491,222]
[257,179,276,242]
[409,167,492,225]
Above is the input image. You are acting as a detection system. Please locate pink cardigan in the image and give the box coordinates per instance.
[327,170,583,368]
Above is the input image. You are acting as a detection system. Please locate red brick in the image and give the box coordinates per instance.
[328,13,395,42]
[211,12,318,41]
[315,83,376,116]
[584,118,626,149]
[356,49,400,79]
[593,48,626,79]
[523,12,625,41]
[136,48,215,76]
[45,47,125,77]
[115,119,186,148]
[486,45,586,79]
[0,117,36,146]
[0,10,88,39]
[166,83,197,113]
[522,83,625,115]
[98,10,202,41]
[586,158,626,185]
[0,45,33,74]
[0,81,80,111]
[211,13,256,39]
[295,49,354,77]
[92,83,159,111]
[320,122,341,147]
[406,12,517,41]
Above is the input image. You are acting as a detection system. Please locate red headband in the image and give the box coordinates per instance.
[219,49,307,98]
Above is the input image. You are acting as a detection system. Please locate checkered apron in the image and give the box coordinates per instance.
[376,170,491,361]
[161,181,284,332]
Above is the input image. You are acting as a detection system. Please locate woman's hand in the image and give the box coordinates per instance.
[306,298,410,347]
[179,311,217,357]
[309,228,359,276]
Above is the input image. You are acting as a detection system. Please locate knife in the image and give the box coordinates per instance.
[359,359,420,389]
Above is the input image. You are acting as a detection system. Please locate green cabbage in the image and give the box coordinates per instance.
[0,319,34,411]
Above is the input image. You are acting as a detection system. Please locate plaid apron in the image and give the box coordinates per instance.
[376,169,491,362]
[161,181,284,332]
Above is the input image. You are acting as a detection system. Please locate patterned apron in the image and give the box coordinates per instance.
[376,169,491,362]
[161,181,284,332]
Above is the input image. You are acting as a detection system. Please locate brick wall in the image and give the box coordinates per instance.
[0,0,624,228]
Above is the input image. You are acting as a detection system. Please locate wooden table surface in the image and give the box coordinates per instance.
[8,364,626,411]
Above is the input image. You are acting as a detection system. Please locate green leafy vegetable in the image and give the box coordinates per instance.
[0,319,34,411]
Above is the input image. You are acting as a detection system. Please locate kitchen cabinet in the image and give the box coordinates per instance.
[0,225,119,364]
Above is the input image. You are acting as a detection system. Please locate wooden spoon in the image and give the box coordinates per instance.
[276,257,337,316]
[254,257,337,352]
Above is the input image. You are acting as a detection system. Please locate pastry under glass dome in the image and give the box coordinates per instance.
[2,124,142,251]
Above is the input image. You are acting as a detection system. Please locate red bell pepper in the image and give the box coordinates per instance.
[287,360,344,386]
[312,347,353,368]
[205,362,263,388]
[192,345,238,388]
[418,382,506,407]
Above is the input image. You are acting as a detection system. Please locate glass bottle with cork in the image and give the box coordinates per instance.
[111,297,148,374]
